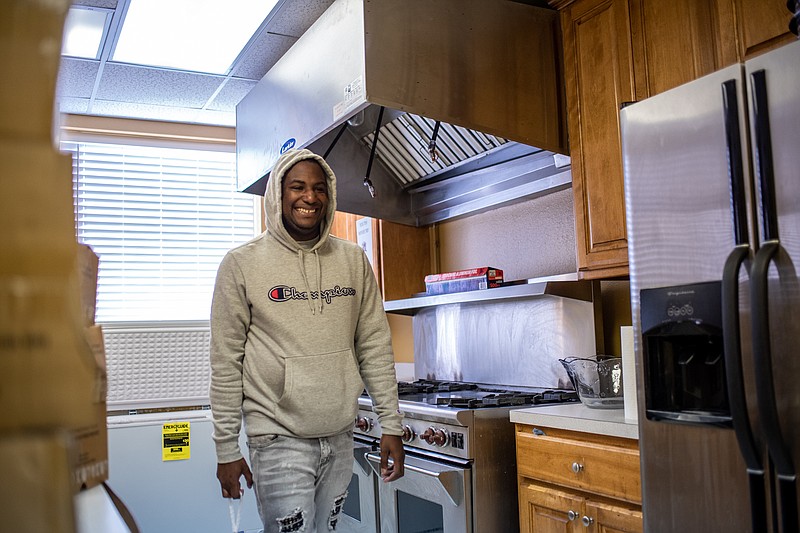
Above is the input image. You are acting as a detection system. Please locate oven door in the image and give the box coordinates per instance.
[367,451,472,533]
[339,437,379,533]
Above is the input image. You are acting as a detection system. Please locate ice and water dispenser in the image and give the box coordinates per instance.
[640,281,732,426]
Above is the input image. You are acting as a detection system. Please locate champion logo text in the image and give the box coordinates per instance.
[268,285,357,304]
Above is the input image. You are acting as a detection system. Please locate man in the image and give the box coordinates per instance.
[210,148,404,532]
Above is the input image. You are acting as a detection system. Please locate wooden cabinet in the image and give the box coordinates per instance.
[630,0,723,96]
[716,0,797,65]
[551,0,792,279]
[633,0,795,97]
[520,482,642,533]
[556,0,636,280]
[516,424,642,533]
[330,211,432,301]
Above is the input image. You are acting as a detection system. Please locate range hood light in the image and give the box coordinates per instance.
[347,110,365,127]
[428,121,442,163]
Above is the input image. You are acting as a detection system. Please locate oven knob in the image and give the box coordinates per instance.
[401,425,416,443]
[355,416,373,432]
[421,427,449,447]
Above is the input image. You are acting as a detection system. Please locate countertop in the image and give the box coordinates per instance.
[509,403,639,440]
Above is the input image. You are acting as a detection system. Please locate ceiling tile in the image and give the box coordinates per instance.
[58,96,91,115]
[231,32,296,81]
[96,63,224,107]
[267,0,335,37]
[89,99,235,127]
[57,58,100,98]
[207,79,257,111]
[72,0,118,8]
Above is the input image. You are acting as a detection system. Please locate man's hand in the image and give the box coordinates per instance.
[216,458,253,498]
[379,434,405,482]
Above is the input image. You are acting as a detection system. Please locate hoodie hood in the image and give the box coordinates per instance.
[264,148,338,253]
[264,148,338,315]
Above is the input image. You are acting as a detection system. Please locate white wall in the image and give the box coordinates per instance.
[438,187,577,281]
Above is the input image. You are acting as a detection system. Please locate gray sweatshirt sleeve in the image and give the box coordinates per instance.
[209,253,249,463]
[353,252,403,436]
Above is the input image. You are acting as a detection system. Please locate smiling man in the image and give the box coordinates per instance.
[280,159,329,241]
[209,148,404,532]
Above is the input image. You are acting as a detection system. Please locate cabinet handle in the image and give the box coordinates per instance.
[567,510,578,521]
[532,427,546,436]
[571,462,584,473]
[582,515,594,527]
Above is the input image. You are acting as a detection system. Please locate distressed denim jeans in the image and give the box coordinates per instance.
[248,430,353,532]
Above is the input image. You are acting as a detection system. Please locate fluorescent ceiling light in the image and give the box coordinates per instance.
[112,0,279,75]
[62,7,111,59]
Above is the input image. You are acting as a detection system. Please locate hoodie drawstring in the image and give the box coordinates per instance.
[296,249,324,315]
[297,250,316,315]
[314,250,323,314]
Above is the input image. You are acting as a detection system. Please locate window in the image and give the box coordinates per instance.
[62,140,258,323]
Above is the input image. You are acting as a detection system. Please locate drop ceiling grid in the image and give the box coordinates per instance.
[230,33,297,80]
[56,0,337,126]
[57,58,100,99]
[96,63,224,107]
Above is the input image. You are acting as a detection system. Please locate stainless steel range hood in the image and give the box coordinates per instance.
[236,0,569,226]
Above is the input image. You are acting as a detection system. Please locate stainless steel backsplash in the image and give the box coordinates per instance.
[412,295,596,388]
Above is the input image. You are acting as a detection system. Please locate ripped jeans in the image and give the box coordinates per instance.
[248,431,353,533]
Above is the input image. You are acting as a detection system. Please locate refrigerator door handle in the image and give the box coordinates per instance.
[721,78,768,533]
[723,244,767,531]
[750,69,798,532]
[752,242,798,533]
[721,79,750,246]
[751,70,780,242]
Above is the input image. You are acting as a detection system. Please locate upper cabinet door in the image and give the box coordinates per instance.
[630,0,722,96]
[723,0,797,62]
[560,0,635,278]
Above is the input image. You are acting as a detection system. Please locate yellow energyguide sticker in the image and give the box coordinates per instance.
[162,421,190,461]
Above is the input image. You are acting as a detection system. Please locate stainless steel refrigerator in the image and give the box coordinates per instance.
[621,39,800,533]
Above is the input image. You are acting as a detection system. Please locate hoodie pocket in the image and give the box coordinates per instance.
[276,349,363,437]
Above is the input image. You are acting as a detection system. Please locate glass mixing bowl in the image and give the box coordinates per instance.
[559,356,624,409]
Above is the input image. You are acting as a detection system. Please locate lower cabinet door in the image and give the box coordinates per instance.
[585,499,643,533]
[519,480,584,533]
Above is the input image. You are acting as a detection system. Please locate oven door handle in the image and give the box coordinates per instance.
[353,444,373,476]
[365,452,464,507]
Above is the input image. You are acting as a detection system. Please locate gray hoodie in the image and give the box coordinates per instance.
[210,148,402,464]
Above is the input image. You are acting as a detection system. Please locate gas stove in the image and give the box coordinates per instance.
[355,379,578,460]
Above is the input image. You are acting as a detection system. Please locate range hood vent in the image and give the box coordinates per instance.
[358,112,509,186]
[236,0,569,226]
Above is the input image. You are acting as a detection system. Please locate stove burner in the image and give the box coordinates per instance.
[538,390,579,403]
[434,390,579,409]
[397,379,480,395]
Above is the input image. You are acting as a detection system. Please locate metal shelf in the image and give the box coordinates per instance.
[383,273,593,315]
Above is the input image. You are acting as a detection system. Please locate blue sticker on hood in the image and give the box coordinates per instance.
[280,138,296,154]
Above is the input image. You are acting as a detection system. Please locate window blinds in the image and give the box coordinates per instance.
[62,141,257,322]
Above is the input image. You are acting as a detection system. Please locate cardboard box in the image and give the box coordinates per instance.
[0,431,78,533]
[83,324,108,402]
[71,325,109,490]
[424,267,504,295]
[1,141,98,432]
[0,277,98,431]
[71,401,109,490]
[0,0,70,143]
[77,244,99,326]
[1,141,77,277]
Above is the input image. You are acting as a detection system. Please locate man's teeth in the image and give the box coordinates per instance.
[297,208,315,214]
